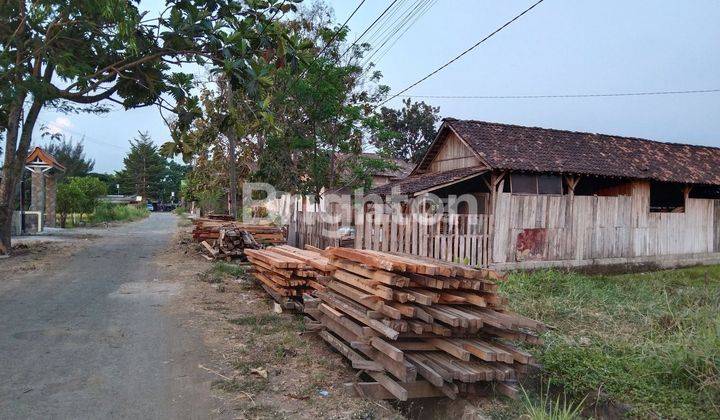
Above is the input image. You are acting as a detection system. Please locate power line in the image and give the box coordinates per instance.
[316,0,367,57]
[363,0,437,68]
[362,0,428,66]
[396,88,720,100]
[38,121,127,150]
[341,0,401,59]
[362,0,411,49]
[373,0,438,65]
[380,0,546,106]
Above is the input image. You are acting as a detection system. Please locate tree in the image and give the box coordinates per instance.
[44,136,95,179]
[55,176,107,226]
[371,99,441,164]
[0,0,298,253]
[56,182,83,228]
[159,160,189,202]
[70,176,107,217]
[253,3,392,201]
[116,133,166,201]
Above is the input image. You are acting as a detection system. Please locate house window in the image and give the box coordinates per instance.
[511,174,538,194]
[538,175,563,194]
[510,174,563,195]
[650,181,685,213]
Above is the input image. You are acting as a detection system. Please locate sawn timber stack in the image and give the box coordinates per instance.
[245,246,332,305]
[305,247,545,401]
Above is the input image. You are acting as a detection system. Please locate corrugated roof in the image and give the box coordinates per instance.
[438,119,720,185]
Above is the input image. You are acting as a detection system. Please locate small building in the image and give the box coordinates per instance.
[11,147,66,234]
[368,119,720,270]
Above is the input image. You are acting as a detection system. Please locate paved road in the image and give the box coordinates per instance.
[0,214,211,419]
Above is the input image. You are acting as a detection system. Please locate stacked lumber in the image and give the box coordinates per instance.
[192,218,286,246]
[199,227,262,260]
[245,246,333,305]
[305,247,545,401]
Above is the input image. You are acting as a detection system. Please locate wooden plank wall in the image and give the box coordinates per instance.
[427,132,481,173]
[714,199,720,252]
[291,211,341,249]
[355,213,491,267]
[492,182,717,263]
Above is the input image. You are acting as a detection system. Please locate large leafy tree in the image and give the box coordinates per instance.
[0,0,298,253]
[44,136,95,179]
[254,3,392,200]
[116,132,166,201]
[371,98,441,164]
[164,1,395,217]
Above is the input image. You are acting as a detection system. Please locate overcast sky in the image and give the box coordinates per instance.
[33,0,720,173]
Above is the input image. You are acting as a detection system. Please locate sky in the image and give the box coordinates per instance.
[32,0,720,173]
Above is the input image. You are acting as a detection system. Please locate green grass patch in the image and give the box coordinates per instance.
[90,202,149,224]
[212,262,246,277]
[502,266,720,419]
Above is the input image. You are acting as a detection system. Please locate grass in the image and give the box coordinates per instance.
[89,202,149,224]
[502,266,720,419]
[520,381,585,420]
[198,262,246,284]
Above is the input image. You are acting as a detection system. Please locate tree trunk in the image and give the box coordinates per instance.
[0,95,33,254]
[227,130,239,220]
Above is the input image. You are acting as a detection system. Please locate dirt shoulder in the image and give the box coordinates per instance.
[163,220,512,419]
[1,237,95,284]
[166,228,399,418]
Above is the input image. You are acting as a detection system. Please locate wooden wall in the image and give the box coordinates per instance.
[427,132,481,173]
[492,181,718,264]
[714,199,720,252]
[355,213,491,267]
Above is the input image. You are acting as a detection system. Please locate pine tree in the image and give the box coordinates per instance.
[117,132,166,201]
[44,136,95,180]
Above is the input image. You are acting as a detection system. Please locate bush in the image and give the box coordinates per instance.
[90,202,149,223]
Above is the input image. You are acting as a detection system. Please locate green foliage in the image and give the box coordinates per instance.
[503,267,720,419]
[43,136,95,179]
[56,176,107,226]
[521,381,585,420]
[56,182,84,227]
[371,98,441,164]
[70,176,108,214]
[90,202,148,223]
[116,132,168,200]
[1,0,299,249]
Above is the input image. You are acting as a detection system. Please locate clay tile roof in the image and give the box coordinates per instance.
[443,119,720,185]
[372,166,487,196]
[25,147,66,171]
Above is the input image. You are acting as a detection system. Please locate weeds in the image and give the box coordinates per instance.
[198,262,245,284]
[521,380,585,420]
[503,266,720,419]
[90,202,149,223]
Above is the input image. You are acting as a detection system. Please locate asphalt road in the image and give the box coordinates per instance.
[0,213,211,419]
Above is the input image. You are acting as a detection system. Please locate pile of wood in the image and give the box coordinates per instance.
[303,247,545,401]
[245,246,332,307]
[200,227,262,260]
[192,218,286,246]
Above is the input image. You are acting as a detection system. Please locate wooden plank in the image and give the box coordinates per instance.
[370,337,405,362]
[343,381,443,400]
[367,372,409,401]
[319,330,384,372]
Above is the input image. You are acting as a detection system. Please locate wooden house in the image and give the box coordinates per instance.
[366,119,720,270]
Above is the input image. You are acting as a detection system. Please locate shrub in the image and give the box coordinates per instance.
[90,202,149,223]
